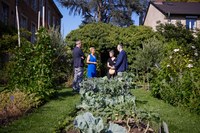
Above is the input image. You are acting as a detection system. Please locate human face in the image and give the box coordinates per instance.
[78,42,82,48]
[91,48,95,54]
[76,41,82,48]
[117,45,120,52]
[109,52,114,57]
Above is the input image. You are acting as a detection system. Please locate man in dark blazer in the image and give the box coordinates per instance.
[72,40,84,92]
[112,44,128,75]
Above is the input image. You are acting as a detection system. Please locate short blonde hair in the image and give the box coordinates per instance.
[90,47,95,52]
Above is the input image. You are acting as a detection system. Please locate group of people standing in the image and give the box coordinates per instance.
[72,40,128,92]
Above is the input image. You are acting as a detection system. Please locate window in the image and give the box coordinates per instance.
[57,20,60,26]
[24,0,29,5]
[20,15,28,29]
[48,9,51,26]
[31,23,36,43]
[186,16,197,30]
[31,0,37,12]
[1,2,9,25]
[52,16,56,26]
[40,0,44,15]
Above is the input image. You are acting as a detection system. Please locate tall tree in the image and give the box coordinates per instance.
[57,0,144,26]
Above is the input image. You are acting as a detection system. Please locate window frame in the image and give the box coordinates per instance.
[1,2,9,25]
[31,0,37,12]
[185,16,197,31]
[20,14,28,29]
[31,22,37,43]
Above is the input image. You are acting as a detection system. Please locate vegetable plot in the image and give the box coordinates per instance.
[70,73,162,133]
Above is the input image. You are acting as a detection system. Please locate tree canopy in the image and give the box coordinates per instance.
[65,23,159,75]
[57,0,145,26]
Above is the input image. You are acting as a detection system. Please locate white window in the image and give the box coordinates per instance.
[31,0,37,12]
[31,23,36,43]
[20,15,28,29]
[1,2,9,25]
[186,16,197,30]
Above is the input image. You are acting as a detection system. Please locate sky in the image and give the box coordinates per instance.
[54,0,139,37]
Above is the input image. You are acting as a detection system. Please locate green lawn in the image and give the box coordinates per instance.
[1,88,199,133]
[0,86,5,92]
[132,89,200,133]
[0,88,80,133]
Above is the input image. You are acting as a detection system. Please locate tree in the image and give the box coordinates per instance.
[57,0,143,26]
[133,37,165,89]
[65,23,157,76]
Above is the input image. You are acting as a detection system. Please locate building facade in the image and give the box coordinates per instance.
[0,0,63,42]
[143,1,200,31]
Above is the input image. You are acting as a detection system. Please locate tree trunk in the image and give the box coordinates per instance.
[97,1,103,22]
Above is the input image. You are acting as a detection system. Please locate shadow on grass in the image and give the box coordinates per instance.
[52,88,79,101]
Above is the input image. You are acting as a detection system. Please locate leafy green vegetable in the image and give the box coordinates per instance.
[74,72,161,132]
[74,112,127,133]
[74,112,104,133]
[107,123,127,133]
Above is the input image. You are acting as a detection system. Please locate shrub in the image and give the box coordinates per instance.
[151,46,200,114]
[0,89,40,124]
[66,23,158,76]
[156,22,194,46]
[133,37,165,88]
[0,30,30,85]
[48,27,73,85]
[8,28,56,101]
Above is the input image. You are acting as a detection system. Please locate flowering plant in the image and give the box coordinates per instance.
[151,46,200,114]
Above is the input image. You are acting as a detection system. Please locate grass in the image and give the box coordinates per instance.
[0,88,80,133]
[0,86,5,92]
[132,89,200,133]
[1,88,199,133]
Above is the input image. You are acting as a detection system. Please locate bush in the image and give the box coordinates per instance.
[0,29,29,85]
[156,22,194,46]
[151,45,200,114]
[133,37,165,88]
[66,23,158,76]
[48,27,73,85]
[7,28,57,101]
[0,89,40,124]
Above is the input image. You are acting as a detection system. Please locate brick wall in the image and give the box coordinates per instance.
[0,0,63,42]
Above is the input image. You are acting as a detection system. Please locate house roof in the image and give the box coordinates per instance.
[151,1,200,16]
[49,0,63,18]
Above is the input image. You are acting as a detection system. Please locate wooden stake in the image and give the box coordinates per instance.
[42,6,45,27]
[16,5,20,47]
[38,11,40,30]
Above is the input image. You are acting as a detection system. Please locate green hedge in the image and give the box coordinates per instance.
[65,23,160,76]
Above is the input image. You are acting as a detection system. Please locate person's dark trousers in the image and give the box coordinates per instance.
[107,72,116,79]
[73,67,84,92]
